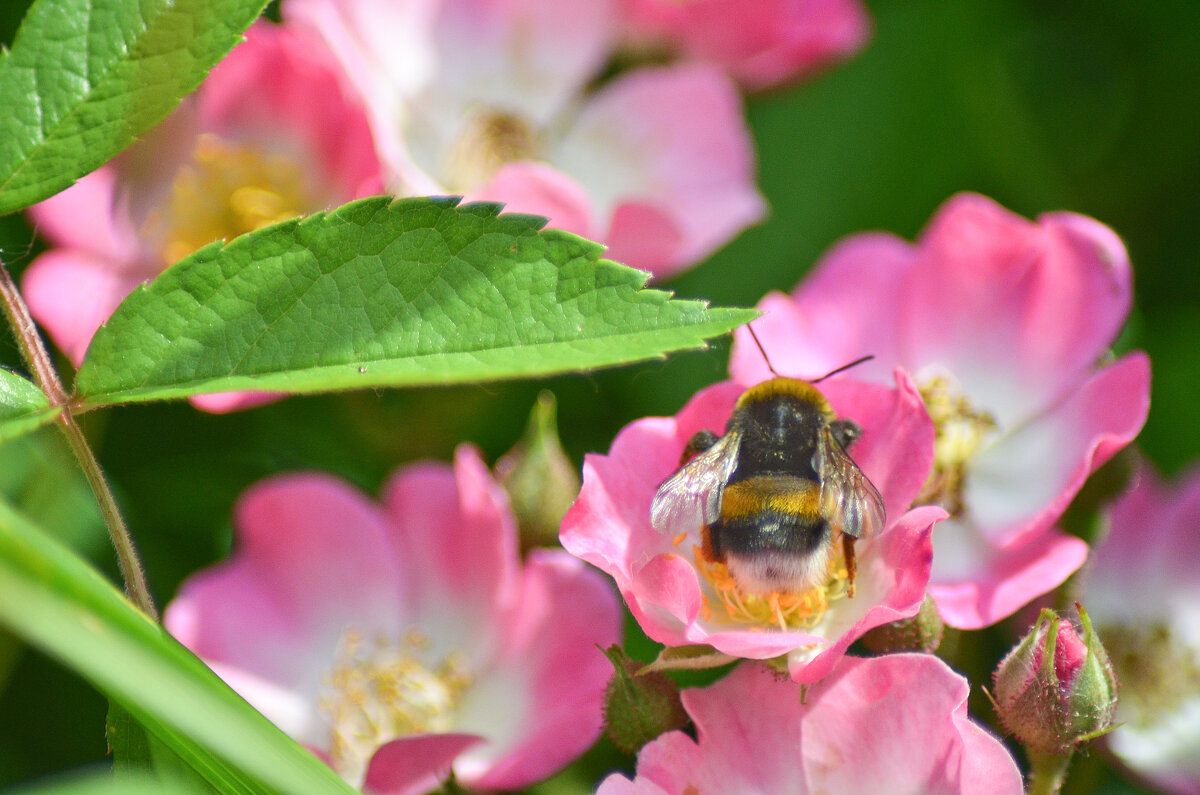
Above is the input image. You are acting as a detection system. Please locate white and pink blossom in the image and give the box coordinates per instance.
[165,446,621,793]
[285,0,766,277]
[618,0,871,90]
[1085,465,1200,795]
[729,193,1150,628]
[560,371,942,683]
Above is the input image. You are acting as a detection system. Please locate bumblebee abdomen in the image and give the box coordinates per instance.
[708,477,827,558]
[718,476,821,522]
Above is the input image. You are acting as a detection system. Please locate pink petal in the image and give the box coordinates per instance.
[431,0,617,127]
[188,390,288,414]
[21,250,150,365]
[364,733,484,795]
[966,352,1150,545]
[801,656,1021,793]
[381,446,520,648]
[456,551,621,790]
[25,166,141,260]
[1087,462,1200,629]
[602,200,686,275]
[622,0,871,90]
[555,63,765,276]
[466,162,594,238]
[164,473,403,691]
[929,526,1089,630]
[903,194,1133,422]
[728,233,914,385]
[607,657,1021,793]
[198,21,382,202]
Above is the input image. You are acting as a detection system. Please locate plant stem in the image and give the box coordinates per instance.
[1027,749,1073,795]
[0,258,158,621]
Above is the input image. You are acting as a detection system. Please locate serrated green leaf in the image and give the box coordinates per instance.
[0,0,269,215]
[0,367,59,440]
[0,497,357,795]
[74,197,757,407]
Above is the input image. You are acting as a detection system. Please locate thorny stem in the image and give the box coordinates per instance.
[0,257,158,621]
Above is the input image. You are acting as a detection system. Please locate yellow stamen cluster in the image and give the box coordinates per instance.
[142,132,322,267]
[1102,622,1200,728]
[690,545,851,632]
[320,627,472,784]
[916,375,998,516]
[444,108,542,190]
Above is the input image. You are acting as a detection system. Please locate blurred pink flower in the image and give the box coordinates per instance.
[165,446,621,793]
[1085,465,1200,795]
[599,655,1023,794]
[729,193,1150,629]
[560,371,943,684]
[23,21,383,413]
[618,0,871,90]
[285,0,765,278]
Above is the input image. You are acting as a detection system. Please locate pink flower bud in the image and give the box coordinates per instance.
[993,604,1118,755]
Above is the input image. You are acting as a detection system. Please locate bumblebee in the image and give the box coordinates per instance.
[650,365,884,598]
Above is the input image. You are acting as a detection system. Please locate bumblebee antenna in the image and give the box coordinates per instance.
[745,324,781,377]
[811,355,874,384]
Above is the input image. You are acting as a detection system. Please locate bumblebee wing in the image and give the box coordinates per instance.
[650,431,741,535]
[816,426,885,539]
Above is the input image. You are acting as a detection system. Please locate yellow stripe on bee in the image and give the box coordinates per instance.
[736,377,834,417]
[720,476,821,520]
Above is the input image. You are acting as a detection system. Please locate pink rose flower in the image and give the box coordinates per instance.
[729,193,1151,629]
[599,655,1023,794]
[618,0,871,91]
[23,21,383,413]
[560,371,943,684]
[285,0,766,278]
[1084,464,1200,795]
[164,446,621,793]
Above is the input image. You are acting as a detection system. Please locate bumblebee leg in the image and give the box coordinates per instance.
[842,534,858,598]
[680,429,720,464]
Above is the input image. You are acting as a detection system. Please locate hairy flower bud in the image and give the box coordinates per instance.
[992,604,1118,755]
[601,646,689,755]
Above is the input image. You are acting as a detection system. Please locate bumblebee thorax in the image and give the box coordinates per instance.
[736,378,834,417]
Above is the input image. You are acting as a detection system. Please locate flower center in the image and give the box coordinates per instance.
[915,376,998,517]
[320,627,472,784]
[689,545,851,632]
[444,108,541,190]
[142,133,322,267]
[1101,622,1200,728]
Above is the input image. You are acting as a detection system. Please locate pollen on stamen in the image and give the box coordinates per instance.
[319,626,473,786]
[915,375,999,516]
[691,546,852,631]
[141,132,322,268]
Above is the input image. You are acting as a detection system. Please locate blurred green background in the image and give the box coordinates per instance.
[1,0,1196,792]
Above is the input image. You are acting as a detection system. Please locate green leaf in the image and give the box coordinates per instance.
[75,197,757,407]
[0,497,357,795]
[0,367,59,440]
[0,0,270,215]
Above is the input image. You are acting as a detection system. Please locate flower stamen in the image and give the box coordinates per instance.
[692,545,851,631]
[142,132,321,267]
[320,626,472,785]
[1102,622,1200,728]
[916,375,998,516]
[444,107,541,190]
